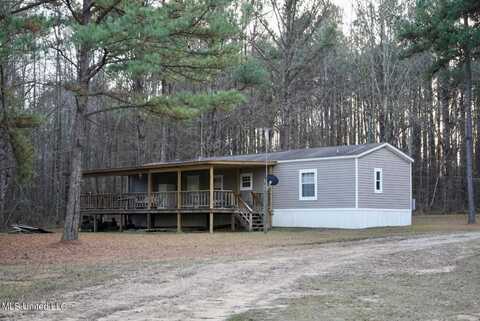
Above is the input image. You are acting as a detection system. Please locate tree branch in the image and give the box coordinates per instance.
[9,0,54,16]
[95,0,123,24]
[49,45,78,68]
[62,0,81,23]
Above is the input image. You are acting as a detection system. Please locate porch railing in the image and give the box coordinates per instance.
[214,190,237,208]
[181,190,209,208]
[152,191,177,209]
[80,192,149,210]
[251,192,264,212]
[80,190,237,211]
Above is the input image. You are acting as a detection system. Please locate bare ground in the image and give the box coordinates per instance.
[2,231,480,321]
[1,215,479,266]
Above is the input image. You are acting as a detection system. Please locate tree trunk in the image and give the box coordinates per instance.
[476,89,480,179]
[463,16,476,224]
[62,97,87,240]
[62,0,92,240]
[438,72,451,212]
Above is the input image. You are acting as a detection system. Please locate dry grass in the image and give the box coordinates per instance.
[227,228,480,321]
[0,215,479,266]
[0,214,479,311]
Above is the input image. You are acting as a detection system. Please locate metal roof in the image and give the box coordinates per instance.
[83,143,412,176]
[208,143,384,162]
[145,143,385,165]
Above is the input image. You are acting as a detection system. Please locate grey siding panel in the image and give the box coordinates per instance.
[358,147,410,209]
[272,159,355,208]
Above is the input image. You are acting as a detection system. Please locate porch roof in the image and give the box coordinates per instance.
[82,159,276,177]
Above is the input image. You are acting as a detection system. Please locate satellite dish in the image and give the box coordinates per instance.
[267,174,279,186]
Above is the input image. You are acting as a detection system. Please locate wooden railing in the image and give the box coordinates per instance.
[214,190,237,208]
[251,192,264,212]
[80,193,149,210]
[81,190,237,211]
[181,190,209,208]
[151,191,177,209]
[235,195,253,231]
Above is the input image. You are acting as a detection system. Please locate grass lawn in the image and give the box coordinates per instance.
[0,214,479,304]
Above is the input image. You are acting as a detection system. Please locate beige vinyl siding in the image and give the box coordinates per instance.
[358,147,410,209]
[272,158,355,208]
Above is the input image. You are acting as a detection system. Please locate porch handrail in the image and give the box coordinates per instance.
[213,190,236,208]
[81,190,238,211]
[80,192,149,210]
[151,191,177,209]
[181,190,210,208]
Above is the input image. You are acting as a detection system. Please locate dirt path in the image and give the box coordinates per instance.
[8,232,480,321]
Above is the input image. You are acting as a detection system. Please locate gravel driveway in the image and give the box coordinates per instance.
[6,232,480,321]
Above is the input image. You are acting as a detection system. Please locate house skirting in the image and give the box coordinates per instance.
[272,208,411,229]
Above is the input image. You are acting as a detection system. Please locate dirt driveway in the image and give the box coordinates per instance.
[5,231,480,321]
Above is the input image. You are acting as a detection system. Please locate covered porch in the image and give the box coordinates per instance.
[80,160,275,233]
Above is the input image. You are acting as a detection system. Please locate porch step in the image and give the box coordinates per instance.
[233,195,267,232]
[234,209,265,232]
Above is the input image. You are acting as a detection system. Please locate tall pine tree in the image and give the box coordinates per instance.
[57,0,247,240]
[400,0,479,223]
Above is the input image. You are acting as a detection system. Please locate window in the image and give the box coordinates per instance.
[214,175,224,190]
[299,169,317,200]
[374,168,383,193]
[240,173,253,191]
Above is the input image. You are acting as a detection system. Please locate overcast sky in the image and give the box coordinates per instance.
[334,0,356,31]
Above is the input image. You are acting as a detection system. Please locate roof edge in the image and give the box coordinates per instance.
[82,159,277,177]
[356,143,414,163]
[276,143,413,164]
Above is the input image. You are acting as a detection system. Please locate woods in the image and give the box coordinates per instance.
[0,0,479,235]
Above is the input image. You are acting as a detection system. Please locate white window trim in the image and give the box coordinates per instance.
[299,169,317,201]
[240,173,253,191]
[374,168,383,193]
[214,174,224,190]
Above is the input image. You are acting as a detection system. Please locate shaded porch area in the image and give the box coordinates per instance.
[80,160,274,232]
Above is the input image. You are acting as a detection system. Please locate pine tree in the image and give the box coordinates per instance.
[0,1,49,183]
[57,0,247,240]
[399,0,479,223]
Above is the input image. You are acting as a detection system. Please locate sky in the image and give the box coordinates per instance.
[334,0,356,31]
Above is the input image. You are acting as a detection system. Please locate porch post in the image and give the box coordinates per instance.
[145,214,150,229]
[119,214,123,232]
[177,170,182,232]
[177,170,181,209]
[147,172,152,229]
[268,165,273,229]
[235,168,240,200]
[209,166,214,233]
[147,172,152,209]
[232,168,239,232]
[177,212,182,233]
[209,166,214,209]
[93,214,97,232]
[209,212,214,233]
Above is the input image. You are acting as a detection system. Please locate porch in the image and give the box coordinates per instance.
[80,190,239,212]
[80,160,275,232]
